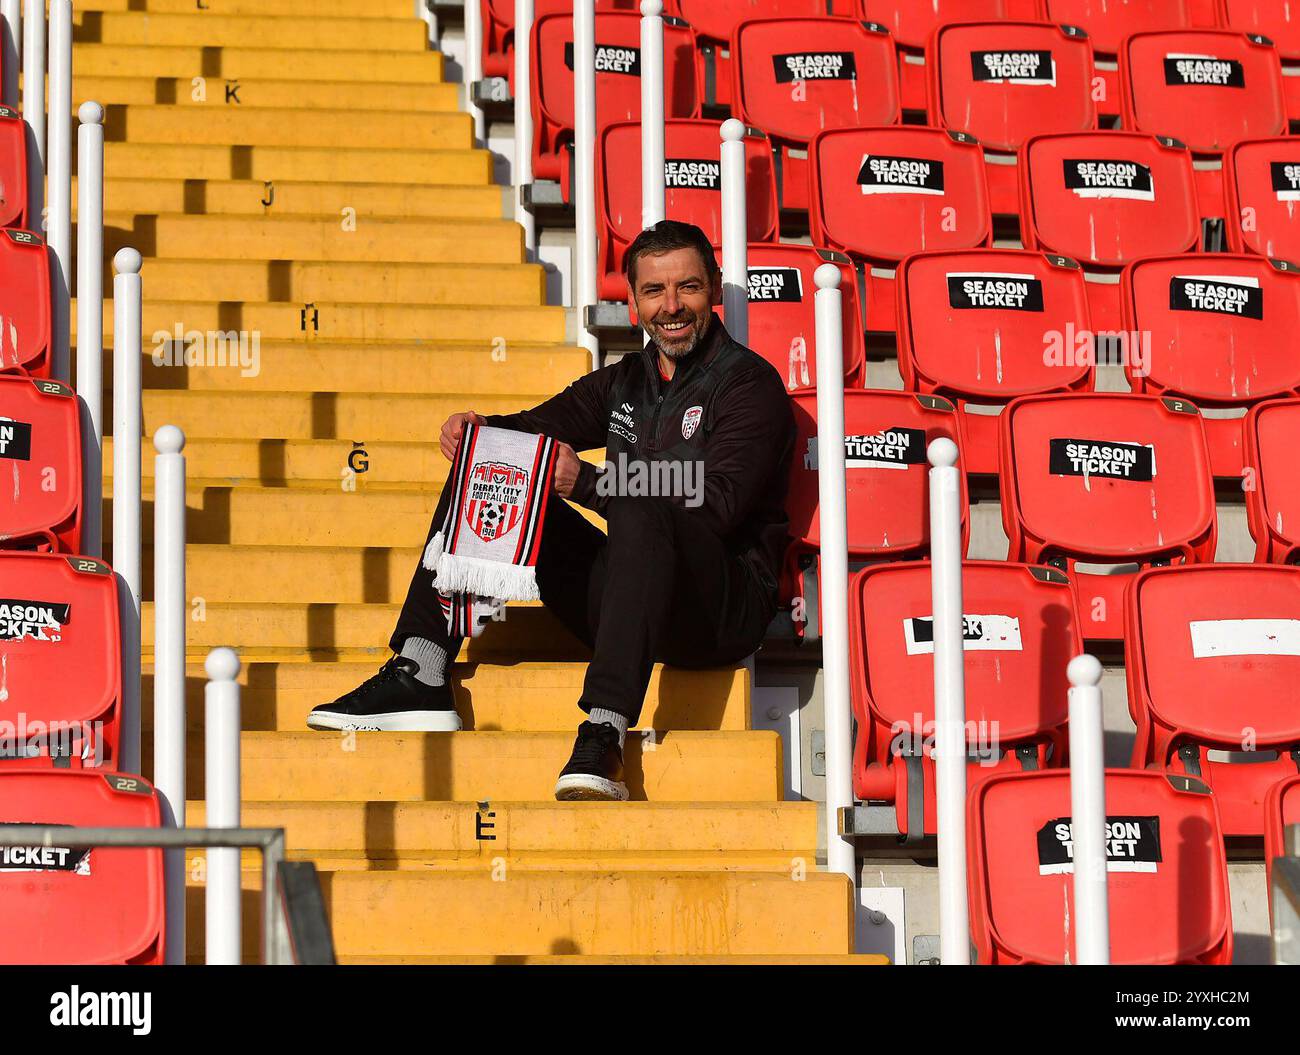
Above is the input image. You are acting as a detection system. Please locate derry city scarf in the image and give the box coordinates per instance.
[422,422,558,628]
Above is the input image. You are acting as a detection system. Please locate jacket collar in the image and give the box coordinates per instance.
[639,313,730,388]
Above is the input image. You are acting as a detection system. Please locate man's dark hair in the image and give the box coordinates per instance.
[623,220,720,288]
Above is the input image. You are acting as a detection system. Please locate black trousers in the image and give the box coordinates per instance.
[391,485,773,723]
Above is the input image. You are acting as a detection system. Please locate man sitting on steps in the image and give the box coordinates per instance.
[307,220,795,802]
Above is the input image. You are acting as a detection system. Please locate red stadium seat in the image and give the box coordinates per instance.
[1121,254,1300,477]
[0,104,27,229]
[1000,392,1216,640]
[0,769,163,964]
[481,0,643,83]
[0,375,82,553]
[738,243,866,392]
[967,769,1232,964]
[1019,130,1200,329]
[0,228,52,378]
[784,389,968,608]
[809,125,993,331]
[1224,136,1300,262]
[731,17,901,214]
[1220,0,1300,62]
[849,560,1079,838]
[897,248,1095,474]
[1264,773,1300,896]
[927,21,1097,215]
[0,551,121,766]
[598,118,778,302]
[1244,396,1300,563]
[531,11,700,195]
[1126,564,1300,837]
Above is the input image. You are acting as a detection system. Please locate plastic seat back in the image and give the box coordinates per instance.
[0,376,81,552]
[1225,136,1300,262]
[0,229,52,378]
[1245,397,1300,563]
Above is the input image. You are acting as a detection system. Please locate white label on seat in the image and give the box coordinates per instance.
[1189,618,1300,658]
[904,614,1022,655]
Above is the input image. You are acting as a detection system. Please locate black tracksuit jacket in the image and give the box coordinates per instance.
[485,315,796,611]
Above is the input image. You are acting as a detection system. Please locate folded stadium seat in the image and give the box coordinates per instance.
[730,17,901,216]
[1126,564,1300,837]
[0,769,163,964]
[1000,392,1217,640]
[967,768,1232,964]
[1018,130,1201,330]
[0,228,52,377]
[482,0,644,85]
[597,118,778,302]
[1244,396,1300,563]
[927,21,1097,216]
[1264,773,1300,897]
[784,390,968,620]
[1121,254,1300,478]
[858,0,1042,112]
[1223,136,1300,262]
[1119,30,1286,219]
[848,560,1080,840]
[0,105,27,229]
[675,0,853,110]
[1219,0,1300,119]
[735,243,866,392]
[531,11,700,200]
[0,375,81,552]
[0,551,121,766]
[1043,0,1199,117]
[897,248,1095,475]
[809,125,993,332]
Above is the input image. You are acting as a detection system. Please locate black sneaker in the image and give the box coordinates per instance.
[306,657,463,732]
[553,720,629,801]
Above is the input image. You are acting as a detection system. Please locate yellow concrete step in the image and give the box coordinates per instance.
[99,213,521,263]
[341,954,887,964]
[165,543,425,601]
[80,299,565,343]
[104,104,472,150]
[76,0,416,16]
[160,730,783,802]
[74,43,445,82]
[181,801,805,869]
[76,11,428,51]
[73,75,460,111]
[102,142,488,183]
[185,870,853,959]
[131,390,537,439]
[141,601,587,658]
[83,178,504,219]
[143,660,749,732]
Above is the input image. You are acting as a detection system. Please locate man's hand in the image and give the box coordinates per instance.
[439,411,487,461]
[553,442,581,498]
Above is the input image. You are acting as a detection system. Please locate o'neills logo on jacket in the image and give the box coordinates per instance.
[1163,54,1245,88]
[772,51,857,83]
[970,49,1056,85]
[0,599,70,642]
[1169,275,1264,319]
[464,462,527,542]
[947,273,1045,311]
[665,158,721,190]
[1063,158,1154,200]
[564,42,640,76]
[857,155,945,195]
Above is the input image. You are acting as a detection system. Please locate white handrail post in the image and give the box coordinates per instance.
[640,0,664,228]
[813,263,856,895]
[113,247,143,776]
[76,102,104,558]
[514,0,536,258]
[574,0,598,369]
[1,0,18,107]
[46,0,70,382]
[720,119,749,347]
[154,425,187,967]
[204,648,242,966]
[1068,653,1111,965]
[463,0,485,143]
[928,436,970,965]
[21,0,44,232]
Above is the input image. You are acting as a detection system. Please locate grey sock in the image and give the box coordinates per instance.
[588,707,629,749]
[399,636,452,688]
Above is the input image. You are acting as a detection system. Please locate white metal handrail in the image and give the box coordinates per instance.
[76,102,105,558]
[720,119,748,346]
[1068,653,1111,965]
[640,0,665,229]
[46,0,70,382]
[205,647,243,965]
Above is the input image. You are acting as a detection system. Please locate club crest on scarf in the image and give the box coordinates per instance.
[465,461,527,541]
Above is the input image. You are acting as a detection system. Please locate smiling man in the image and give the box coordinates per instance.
[307,220,795,801]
